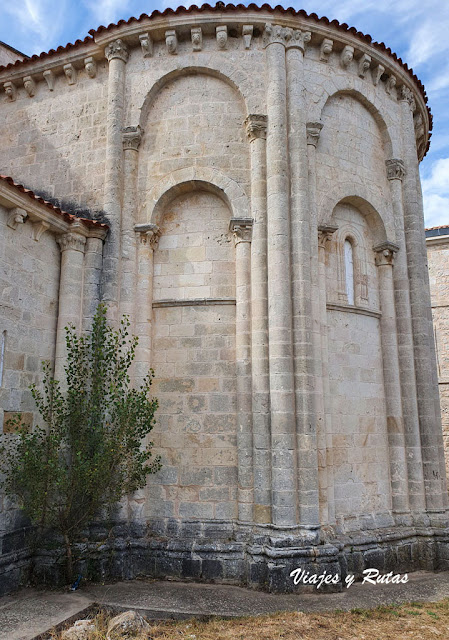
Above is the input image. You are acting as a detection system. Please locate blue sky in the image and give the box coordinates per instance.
[1,0,448,227]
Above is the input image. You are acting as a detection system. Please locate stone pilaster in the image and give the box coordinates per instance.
[82,229,106,332]
[287,30,318,531]
[55,229,86,384]
[264,23,297,526]
[134,224,160,388]
[102,39,129,323]
[399,87,448,517]
[120,125,143,327]
[230,217,254,522]
[386,158,426,517]
[374,242,410,520]
[245,114,271,524]
[317,224,338,524]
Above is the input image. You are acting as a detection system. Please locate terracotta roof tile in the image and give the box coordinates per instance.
[0,175,108,230]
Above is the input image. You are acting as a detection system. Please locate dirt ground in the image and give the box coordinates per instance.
[53,599,449,639]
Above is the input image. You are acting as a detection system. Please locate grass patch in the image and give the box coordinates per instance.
[51,598,449,639]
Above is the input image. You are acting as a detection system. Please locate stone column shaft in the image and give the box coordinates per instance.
[286,33,319,528]
[102,39,129,322]
[231,219,254,522]
[399,89,448,514]
[55,230,86,384]
[264,24,297,526]
[82,233,104,332]
[387,162,426,515]
[134,225,159,387]
[374,243,410,517]
[246,115,271,524]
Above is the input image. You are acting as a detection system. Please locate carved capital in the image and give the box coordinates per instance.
[386,158,406,181]
[122,125,143,151]
[399,85,416,111]
[285,28,311,52]
[318,224,338,250]
[263,23,287,48]
[3,81,17,101]
[306,121,323,147]
[386,74,397,96]
[63,63,77,85]
[165,30,178,55]
[372,63,385,86]
[320,38,333,62]
[7,207,27,229]
[243,25,253,49]
[57,232,86,253]
[135,223,160,249]
[191,27,203,51]
[230,218,253,245]
[84,56,97,78]
[216,25,228,50]
[139,33,153,57]
[340,45,354,68]
[245,114,267,141]
[358,53,371,78]
[23,76,35,97]
[43,69,55,91]
[374,242,399,266]
[105,39,129,63]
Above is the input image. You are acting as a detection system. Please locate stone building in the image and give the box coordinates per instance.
[0,3,448,593]
[427,227,449,481]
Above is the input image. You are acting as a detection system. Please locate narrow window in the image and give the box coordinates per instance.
[0,330,5,386]
[344,239,355,305]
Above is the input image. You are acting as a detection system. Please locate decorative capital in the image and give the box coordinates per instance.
[84,56,97,78]
[245,114,267,141]
[105,39,129,63]
[306,121,323,147]
[399,85,416,111]
[386,159,406,181]
[3,81,17,101]
[340,45,354,68]
[216,25,228,50]
[165,30,178,55]
[285,28,311,52]
[191,27,203,51]
[320,38,333,62]
[358,53,371,78]
[135,223,160,249]
[23,76,35,97]
[263,23,287,48]
[43,69,55,91]
[374,242,399,266]
[57,232,86,253]
[7,207,27,229]
[318,224,338,249]
[229,218,253,245]
[122,125,143,151]
[139,33,153,58]
[63,63,77,85]
[242,25,253,49]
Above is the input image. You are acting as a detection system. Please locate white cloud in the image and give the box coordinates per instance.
[421,158,449,227]
[82,0,131,26]
[2,0,68,52]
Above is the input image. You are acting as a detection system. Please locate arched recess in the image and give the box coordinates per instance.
[141,166,250,226]
[310,83,396,158]
[139,66,249,129]
[319,183,395,246]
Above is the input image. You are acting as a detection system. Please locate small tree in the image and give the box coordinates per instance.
[0,304,161,583]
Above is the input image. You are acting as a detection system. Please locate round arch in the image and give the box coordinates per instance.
[142,166,250,226]
[139,66,249,129]
[319,182,395,246]
[310,81,396,158]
